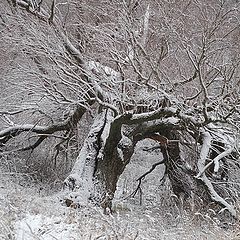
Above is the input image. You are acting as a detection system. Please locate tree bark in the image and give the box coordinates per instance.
[64,110,110,203]
[64,111,136,212]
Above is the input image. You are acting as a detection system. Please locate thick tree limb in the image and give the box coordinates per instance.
[123,107,202,131]
[0,105,87,148]
[104,112,133,156]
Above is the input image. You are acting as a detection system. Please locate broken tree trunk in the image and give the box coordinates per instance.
[64,111,136,212]
[63,110,110,203]
[148,130,196,200]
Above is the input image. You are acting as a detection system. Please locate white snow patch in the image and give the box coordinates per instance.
[15,214,79,240]
[87,61,121,80]
[164,116,179,124]
[117,146,124,162]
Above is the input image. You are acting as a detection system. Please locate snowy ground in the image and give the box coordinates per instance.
[0,140,239,240]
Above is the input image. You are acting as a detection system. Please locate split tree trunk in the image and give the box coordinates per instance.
[64,111,136,211]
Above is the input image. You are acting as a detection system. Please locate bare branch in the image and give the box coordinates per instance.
[96,98,119,117]
[127,159,166,204]
[196,129,237,218]
[196,147,234,178]
[48,0,55,24]
[0,105,88,149]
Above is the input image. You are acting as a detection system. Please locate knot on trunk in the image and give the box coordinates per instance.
[64,174,81,191]
[61,195,81,209]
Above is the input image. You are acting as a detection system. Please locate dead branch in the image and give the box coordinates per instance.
[48,0,55,24]
[0,105,87,150]
[142,146,161,152]
[196,129,237,218]
[128,159,166,204]
[18,135,47,152]
[196,147,234,178]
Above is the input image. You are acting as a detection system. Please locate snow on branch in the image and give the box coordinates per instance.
[127,107,178,124]
[196,129,237,218]
[15,0,85,66]
[0,105,86,148]
[142,4,150,47]
[196,146,234,178]
[95,97,119,117]
[196,130,212,175]
[123,107,201,130]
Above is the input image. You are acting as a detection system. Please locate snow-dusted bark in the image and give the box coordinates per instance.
[155,130,195,200]
[196,146,234,178]
[63,111,136,211]
[64,111,112,203]
[142,4,150,47]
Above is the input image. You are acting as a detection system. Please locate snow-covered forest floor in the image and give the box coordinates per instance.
[0,141,239,240]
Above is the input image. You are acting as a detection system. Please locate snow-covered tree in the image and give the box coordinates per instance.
[0,0,239,218]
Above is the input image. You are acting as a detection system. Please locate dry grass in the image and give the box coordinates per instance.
[0,173,238,240]
[0,139,239,239]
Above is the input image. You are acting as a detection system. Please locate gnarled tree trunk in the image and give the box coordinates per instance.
[64,111,136,212]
